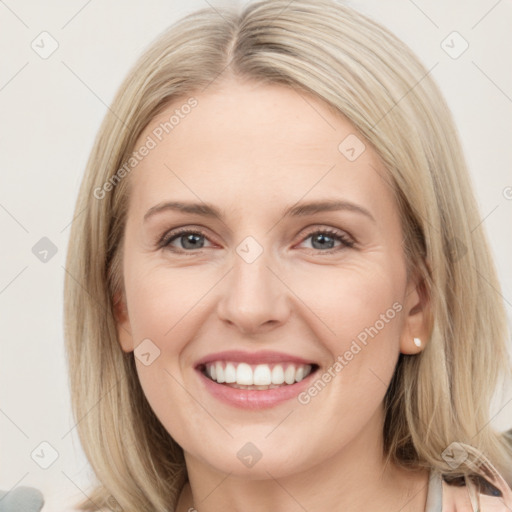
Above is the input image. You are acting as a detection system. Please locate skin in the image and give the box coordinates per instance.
[115,77,431,512]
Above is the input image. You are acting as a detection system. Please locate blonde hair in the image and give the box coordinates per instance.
[63,0,512,509]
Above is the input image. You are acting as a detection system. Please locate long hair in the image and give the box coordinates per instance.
[63,1,512,510]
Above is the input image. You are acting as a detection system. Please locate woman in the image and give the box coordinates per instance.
[64,0,512,510]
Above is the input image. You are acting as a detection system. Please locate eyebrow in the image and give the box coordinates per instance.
[143,199,375,223]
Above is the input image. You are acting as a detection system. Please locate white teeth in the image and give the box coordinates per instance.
[253,364,272,385]
[236,363,253,385]
[204,362,314,387]
[215,362,225,383]
[271,365,285,385]
[224,363,236,383]
[284,365,296,385]
[303,364,312,380]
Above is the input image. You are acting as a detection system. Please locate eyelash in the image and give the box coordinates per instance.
[158,226,355,255]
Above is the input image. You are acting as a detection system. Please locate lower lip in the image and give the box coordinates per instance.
[197,369,317,409]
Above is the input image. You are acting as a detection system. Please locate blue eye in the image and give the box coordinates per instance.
[300,229,354,251]
[159,227,354,254]
[160,229,211,251]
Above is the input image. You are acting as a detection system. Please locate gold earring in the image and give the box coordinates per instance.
[413,337,422,347]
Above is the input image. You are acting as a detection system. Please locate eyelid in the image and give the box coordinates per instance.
[157,225,215,249]
[296,225,355,250]
[158,224,356,253]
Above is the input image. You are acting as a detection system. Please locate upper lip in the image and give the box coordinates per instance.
[195,350,316,368]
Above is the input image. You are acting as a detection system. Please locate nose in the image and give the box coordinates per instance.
[216,247,291,335]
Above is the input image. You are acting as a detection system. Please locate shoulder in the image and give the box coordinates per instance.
[439,464,512,511]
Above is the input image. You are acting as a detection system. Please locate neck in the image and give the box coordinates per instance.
[176,408,429,512]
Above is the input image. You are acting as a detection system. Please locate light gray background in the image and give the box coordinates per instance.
[1,0,511,509]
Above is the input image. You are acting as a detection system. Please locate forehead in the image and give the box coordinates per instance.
[127,80,394,220]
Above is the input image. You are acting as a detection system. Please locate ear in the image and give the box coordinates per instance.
[113,291,135,352]
[399,272,431,355]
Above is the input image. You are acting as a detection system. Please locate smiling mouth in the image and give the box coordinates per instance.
[199,361,319,390]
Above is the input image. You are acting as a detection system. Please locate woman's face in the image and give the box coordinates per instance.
[115,78,426,478]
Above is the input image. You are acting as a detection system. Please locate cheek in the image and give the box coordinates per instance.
[124,258,216,346]
[289,262,404,406]
[289,260,404,346]
[123,263,217,418]
[124,264,215,441]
